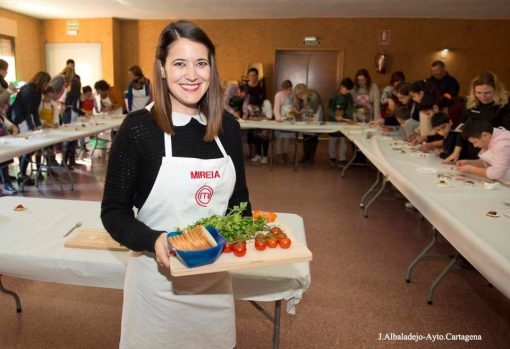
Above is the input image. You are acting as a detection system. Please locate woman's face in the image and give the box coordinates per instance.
[248,71,258,85]
[357,75,367,87]
[0,66,7,78]
[474,84,495,105]
[127,70,135,80]
[164,38,210,114]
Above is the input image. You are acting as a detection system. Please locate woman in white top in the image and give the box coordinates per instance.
[351,68,381,122]
[273,79,294,163]
[127,65,152,112]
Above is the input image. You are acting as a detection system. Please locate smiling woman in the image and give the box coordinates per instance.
[101,20,250,349]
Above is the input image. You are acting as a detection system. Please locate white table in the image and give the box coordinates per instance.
[335,127,510,301]
[0,115,125,163]
[0,197,311,348]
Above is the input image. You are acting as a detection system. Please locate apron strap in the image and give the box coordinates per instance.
[164,133,173,157]
[214,136,228,157]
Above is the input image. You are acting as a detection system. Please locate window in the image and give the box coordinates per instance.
[0,35,16,82]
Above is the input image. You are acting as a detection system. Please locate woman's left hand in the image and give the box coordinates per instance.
[155,233,171,269]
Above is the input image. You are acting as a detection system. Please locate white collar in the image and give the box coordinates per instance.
[172,111,207,126]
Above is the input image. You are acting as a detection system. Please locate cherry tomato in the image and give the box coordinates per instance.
[270,226,283,237]
[278,237,291,249]
[266,236,278,248]
[232,242,247,257]
[255,239,267,251]
[223,242,233,253]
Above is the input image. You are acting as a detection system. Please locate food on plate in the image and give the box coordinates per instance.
[278,236,292,249]
[486,211,499,218]
[252,210,277,223]
[167,225,217,251]
[266,234,278,248]
[223,242,233,253]
[232,241,247,257]
[254,233,267,251]
[13,204,27,211]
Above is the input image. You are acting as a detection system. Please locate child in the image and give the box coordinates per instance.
[62,78,83,168]
[81,85,95,117]
[456,117,510,183]
[328,78,354,166]
[39,86,59,128]
[430,111,462,161]
[395,105,419,142]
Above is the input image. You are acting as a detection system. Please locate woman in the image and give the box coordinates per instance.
[9,71,51,186]
[126,64,152,112]
[101,21,250,349]
[395,82,420,121]
[380,71,405,125]
[62,78,83,168]
[351,68,380,122]
[459,71,510,159]
[94,79,124,115]
[273,79,294,163]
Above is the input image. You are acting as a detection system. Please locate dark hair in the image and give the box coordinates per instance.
[354,69,372,89]
[128,65,144,79]
[395,105,410,120]
[431,111,450,128]
[340,77,354,90]
[66,59,75,65]
[29,71,51,92]
[238,84,249,94]
[0,59,8,71]
[462,117,493,139]
[396,82,412,96]
[431,60,445,68]
[281,80,292,90]
[43,86,55,95]
[82,85,92,94]
[248,67,259,76]
[229,95,244,113]
[69,78,82,95]
[410,80,426,93]
[94,80,110,92]
[419,94,437,111]
[153,20,223,141]
[390,71,405,85]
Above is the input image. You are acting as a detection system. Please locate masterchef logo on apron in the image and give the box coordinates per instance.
[195,185,214,207]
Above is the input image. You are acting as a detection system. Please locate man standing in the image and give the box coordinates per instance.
[425,60,460,100]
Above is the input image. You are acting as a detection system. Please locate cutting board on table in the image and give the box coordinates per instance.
[64,228,128,251]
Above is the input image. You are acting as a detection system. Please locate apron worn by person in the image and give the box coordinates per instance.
[39,101,55,127]
[101,95,123,115]
[121,112,237,349]
[131,86,150,112]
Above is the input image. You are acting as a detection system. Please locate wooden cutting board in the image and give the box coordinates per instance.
[64,228,128,251]
[170,227,312,277]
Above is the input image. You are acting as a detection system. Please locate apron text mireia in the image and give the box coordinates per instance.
[121,111,237,349]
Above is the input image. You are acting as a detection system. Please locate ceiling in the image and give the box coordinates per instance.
[2,0,510,20]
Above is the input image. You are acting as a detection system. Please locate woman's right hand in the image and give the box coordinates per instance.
[154,233,171,269]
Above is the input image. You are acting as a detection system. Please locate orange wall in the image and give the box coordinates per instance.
[125,18,510,100]
[42,18,117,86]
[0,8,43,81]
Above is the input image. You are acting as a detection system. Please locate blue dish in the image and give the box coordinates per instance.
[167,226,226,268]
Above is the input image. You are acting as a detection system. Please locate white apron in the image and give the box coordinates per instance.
[131,87,150,112]
[121,113,237,349]
[101,95,123,115]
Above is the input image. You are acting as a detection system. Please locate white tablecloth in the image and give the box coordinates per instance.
[340,128,510,298]
[0,115,125,162]
[0,197,310,314]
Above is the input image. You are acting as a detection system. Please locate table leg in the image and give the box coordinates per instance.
[405,228,438,283]
[427,253,460,305]
[249,300,282,349]
[0,275,22,313]
[293,133,299,172]
[269,130,274,171]
[341,143,358,178]
[360,171,381,208]
[362,176,388,217]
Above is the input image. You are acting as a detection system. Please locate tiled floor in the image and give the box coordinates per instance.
[1,142,510,348]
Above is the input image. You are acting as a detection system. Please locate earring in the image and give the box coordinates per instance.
[160,64,166,79]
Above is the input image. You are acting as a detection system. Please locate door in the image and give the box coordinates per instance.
[274,50,343,114]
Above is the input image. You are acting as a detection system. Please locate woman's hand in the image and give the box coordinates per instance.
[457,164,474,174]
[442,153,459,164]
[154,232,171,269]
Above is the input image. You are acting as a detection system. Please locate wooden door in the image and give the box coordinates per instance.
[274,50,343,114]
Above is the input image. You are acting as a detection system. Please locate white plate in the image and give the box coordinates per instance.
[414,166,438,175]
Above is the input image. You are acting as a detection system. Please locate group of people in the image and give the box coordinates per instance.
[0,59,153,195]
[222,60,510,183]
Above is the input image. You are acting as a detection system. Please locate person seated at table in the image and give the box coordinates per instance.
[395,105,419,142]
[62,78,84,169]
[293,83,323,165]
[94,80,124,115]
[223,82,248,119]
[8,71,51,186]
[380,71,405,126]
[273,79,294,164]
[428,111,462,161]
[126,65,152,112]
[456,117,510,184]
[80,85,95,117]
[328,77,354,166]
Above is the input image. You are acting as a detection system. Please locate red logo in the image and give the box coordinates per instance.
[195,185,214,207]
